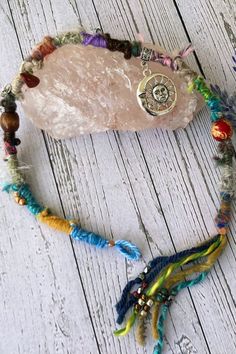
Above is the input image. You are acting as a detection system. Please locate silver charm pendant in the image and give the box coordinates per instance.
[137,48,177,116]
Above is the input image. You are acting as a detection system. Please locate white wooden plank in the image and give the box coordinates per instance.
[176,0,236,92]
[0,2,100,353]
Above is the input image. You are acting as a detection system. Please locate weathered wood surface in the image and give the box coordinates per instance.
[0,0,235,353]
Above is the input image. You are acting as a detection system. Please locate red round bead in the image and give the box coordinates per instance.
[211,118,233,141]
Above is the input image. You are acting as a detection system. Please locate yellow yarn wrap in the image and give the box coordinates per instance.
[151,302,161,340]
[37,209,73,234]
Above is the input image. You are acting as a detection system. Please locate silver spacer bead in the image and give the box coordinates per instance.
[147,299,154,307]
[140,47,153,62]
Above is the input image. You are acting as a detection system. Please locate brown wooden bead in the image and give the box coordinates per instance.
[134,303,141,312]
[143,304,150,312]
[0,112,19,133]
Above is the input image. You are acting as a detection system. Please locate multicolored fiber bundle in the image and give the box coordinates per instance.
[0,30,235,354]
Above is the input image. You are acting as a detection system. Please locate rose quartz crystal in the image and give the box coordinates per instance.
[21,44,203,139]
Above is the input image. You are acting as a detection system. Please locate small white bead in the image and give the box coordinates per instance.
[137,287,142,294]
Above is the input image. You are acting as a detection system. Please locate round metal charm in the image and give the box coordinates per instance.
[137,73,177,116]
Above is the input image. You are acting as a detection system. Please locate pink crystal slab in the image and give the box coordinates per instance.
[21,44,203,139]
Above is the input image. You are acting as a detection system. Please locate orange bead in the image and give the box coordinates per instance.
[0,112,19,133]
[217,227,228,235]
[32,36,56,60]
[108,240,115,247]
[14,195,21,204]
[15,195,26,205]
[211,118,233,141]
[19,198,27,206]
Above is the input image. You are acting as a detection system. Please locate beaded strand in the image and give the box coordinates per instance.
[1,30,235,354]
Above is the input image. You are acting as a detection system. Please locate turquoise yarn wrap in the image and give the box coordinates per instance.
[3,183,44,215]
[114,239,142,261]
[3,183,141,261]
[70,225,142,260]
[70,225,109,248]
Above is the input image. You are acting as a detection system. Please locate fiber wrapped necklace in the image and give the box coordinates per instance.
[1,30,235,354]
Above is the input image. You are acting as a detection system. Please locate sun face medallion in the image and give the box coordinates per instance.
[137,73,177,116]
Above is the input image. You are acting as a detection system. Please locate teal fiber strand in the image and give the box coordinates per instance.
[211,112,221,122]
[70,225,109,248]
[153,304,168,354]
[153,271,208,354]
[114,240,142,261]
[18,184,44,215]
[2,183,44,215]
[207,97,221,112]
[2,183,14,193]
[172,271,208,294]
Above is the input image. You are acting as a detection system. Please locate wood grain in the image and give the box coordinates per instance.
[0,0,235,353]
